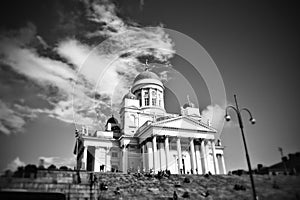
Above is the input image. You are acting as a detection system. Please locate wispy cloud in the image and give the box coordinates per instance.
[159,70,172,83]
[0,0,175,135]
[201,104,225,133]
[0,100,37,135]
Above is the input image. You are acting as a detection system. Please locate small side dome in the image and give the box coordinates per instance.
[123,91,136,100]
[106,115,118,125]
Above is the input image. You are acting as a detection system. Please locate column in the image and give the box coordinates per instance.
[221,154,226,174]
[142,144,146,172]
[106,147,111,172]
[190,139,196,174]
[177,137,182,174]
[94,147,100,172]
[200,139,208,173]
[82,146,88,170]
[195,143,203,174]
[152,136,158,173]
[165,136,170,170]
[159,142,165,170]
[147,141,153,171]
[211,140,219,174]
[122,145,127,173]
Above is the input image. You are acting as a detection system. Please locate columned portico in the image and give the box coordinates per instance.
[137,135,224,175]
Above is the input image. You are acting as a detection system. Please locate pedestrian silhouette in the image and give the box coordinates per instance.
[173,191,178,200]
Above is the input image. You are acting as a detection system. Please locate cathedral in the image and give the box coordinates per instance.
[74,66,226,175]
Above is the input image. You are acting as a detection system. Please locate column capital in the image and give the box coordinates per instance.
[194,139,202,145]
[143,136,153,144]
[206,139,215,145]
[156,135,163,142]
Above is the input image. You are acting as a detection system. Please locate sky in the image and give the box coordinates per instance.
[0,0,299,172]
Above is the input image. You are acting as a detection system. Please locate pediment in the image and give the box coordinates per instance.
[152,116,216,132]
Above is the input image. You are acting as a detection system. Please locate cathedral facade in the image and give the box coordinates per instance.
[75,69,226,175]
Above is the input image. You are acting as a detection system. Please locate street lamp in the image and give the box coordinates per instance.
[225,94,258,200]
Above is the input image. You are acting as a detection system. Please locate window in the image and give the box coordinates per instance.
[137,92,141,106]
[145,98,149,106]
[152,98,156,106]
[151,90,157,106]
[144,90,149,97]
[112,152,118,158]
[144,90,149,106]
[158,93,161,106]
[152,90,157,97]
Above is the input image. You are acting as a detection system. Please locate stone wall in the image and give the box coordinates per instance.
[0,170,109,200]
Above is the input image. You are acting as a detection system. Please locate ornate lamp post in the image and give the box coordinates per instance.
[225,95,257,200]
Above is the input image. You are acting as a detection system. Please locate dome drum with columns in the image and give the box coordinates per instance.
[74,65,226,175]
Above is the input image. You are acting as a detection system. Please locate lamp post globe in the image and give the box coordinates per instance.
[225,115,231,121]
[250,118,256,124]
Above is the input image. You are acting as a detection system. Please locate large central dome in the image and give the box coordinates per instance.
[132,69,164,92]
[133,70,161,83]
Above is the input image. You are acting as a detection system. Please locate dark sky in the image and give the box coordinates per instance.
[121,0,300,169]
[0,0,299,171]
